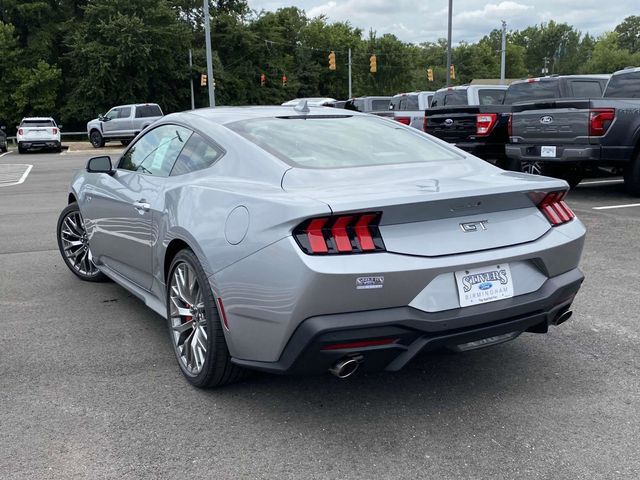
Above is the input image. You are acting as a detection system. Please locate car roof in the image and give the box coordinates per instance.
[392,91,434,98]
[168,106,360,126]
[510,74,611,85]
[21,117,55,121]
[612,66,640,76]
[281,98,336,106]
[434,84,507,93]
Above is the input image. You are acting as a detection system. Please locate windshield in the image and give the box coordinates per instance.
[228,115,463,169]
[605,72,640,98]
[503,81,561,104]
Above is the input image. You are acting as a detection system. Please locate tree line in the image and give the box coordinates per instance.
[1,1,639,132]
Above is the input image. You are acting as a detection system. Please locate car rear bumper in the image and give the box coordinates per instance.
[231,268,584,375]
[505,144,634,165]
[19,140,60,150]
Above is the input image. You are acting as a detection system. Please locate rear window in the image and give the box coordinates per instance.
[135,105,163,118]
[443,90,468,106]
[20,119,55,127]
[478,89,505,105]
[605,72,640,98]
[569,80,604,98]
[371,99,390,111]
[503,81,561,104]
[390,95,419,111]
[228,115,462,169]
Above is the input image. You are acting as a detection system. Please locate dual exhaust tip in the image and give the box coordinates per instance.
[329,356,362,379]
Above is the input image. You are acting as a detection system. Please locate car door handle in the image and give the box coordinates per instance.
[133,201,150,213]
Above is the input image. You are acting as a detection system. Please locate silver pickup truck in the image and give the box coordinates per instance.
[87,103,163,148]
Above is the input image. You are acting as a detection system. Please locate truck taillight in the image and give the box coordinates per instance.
[293,212,385,255]
[395,117,411,125]
[589,109,615,136]
[52,128,58,135]
[423,116,428,132]
[18,128,23,136]
[536,191,575,226]
[507,114,513,137]
[476,113,497,136]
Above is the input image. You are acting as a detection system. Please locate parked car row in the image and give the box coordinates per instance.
[424,68,640,194]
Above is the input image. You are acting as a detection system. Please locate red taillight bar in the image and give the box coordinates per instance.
[18,128,23,136]
[217,298,230,330]
[395,116,411,125]
[536,191,575,226]
[294,212,385,255]
[476,113,498,136]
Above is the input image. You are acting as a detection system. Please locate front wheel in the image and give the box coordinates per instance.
[167,249,246,388]
[56,202,108,282]
[90,130,104,148]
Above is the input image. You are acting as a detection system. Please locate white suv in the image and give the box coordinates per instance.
[17,117,62,153]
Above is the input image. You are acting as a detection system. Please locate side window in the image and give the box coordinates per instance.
[119,125,192,177]
[119,107,131,118]
[171,133,224,176]
[135,105,163,118]
[104,108,119,121]
[479,89,506,105]
[569,81,603,98]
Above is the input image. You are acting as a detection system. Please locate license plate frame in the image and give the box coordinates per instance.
[454,264,514,308]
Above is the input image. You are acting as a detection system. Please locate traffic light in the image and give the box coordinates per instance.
[369,54,377,73]
[427,68,434,82]
[281,75,287,87]
[450,64,455,80]
[260,73,266,87]
[328,51,336,70]
[200,74,207,87]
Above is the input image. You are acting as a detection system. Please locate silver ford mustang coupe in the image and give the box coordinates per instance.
[56,105,585,387]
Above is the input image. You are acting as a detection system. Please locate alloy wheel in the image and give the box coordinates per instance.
[59,211,100,277]
[521,160,544,176]
[169,262,208,376]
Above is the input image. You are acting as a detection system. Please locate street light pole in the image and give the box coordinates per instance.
[348,48,353,98]
[446,0,453,86]
[203,0,215,107]
[189,49,195,110]
[500,20,507,84]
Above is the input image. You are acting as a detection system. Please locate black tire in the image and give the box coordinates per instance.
[555,169,583,189]
[18,143,26,154]
[56,202,108,282]
[0,145,7,153]
[167,249,247,388]
[624,150,640,197]
[90,130,105,148]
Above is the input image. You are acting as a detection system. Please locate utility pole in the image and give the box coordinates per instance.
[500,20,507,84]
[188,49,195,110]
[203,0,215,107]
[348,48,353,98]
[446,0,453,86]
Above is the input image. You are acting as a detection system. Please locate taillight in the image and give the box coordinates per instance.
[589,108,615,136]
[52,128,58,135]
[476,113,497,136]
[18,128,23,136]
[507,113,513,137]
[395,117,411,125]
[536,191,575,226]
[294,212,385,255]
[423,116,428,132]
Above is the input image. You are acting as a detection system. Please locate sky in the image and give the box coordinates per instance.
[247,0,635,43]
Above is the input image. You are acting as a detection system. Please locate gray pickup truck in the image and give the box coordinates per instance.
[506,68,640,191]
[87,103,163,148]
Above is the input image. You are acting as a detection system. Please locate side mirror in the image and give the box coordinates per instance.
[0,126,5,131]
[98,114,105,121]
[58,124,63,130]
[87,156,114,174]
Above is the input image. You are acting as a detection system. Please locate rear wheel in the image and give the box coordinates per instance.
[167,249,246,388]
[18,143,26,154]
[624,150,640,197]
[56,203,108,282]
[0,145,7,153]
[120,139,131,146]
[90,130,104,148]
[510,159,583,188]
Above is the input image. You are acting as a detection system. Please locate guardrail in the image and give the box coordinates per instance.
[6,131,87,146]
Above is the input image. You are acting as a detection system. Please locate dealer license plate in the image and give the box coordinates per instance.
[540,146,556,157]
[455,264,514,307]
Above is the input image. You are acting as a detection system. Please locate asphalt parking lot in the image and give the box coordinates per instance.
[1,149,639,479]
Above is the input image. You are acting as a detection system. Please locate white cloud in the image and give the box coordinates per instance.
[248,0,636,43]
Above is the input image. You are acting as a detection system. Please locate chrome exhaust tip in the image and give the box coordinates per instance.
[329,357,362,379]
[554,310,573,326]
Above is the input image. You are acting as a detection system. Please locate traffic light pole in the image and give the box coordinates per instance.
[203,0,215,107]
[500,20,507,84]
[348,48,352,98]
[189,49,195,110]
[446,0,453,86]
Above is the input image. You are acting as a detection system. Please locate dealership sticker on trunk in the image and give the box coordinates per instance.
[356,276,384,290]
[454,264,514,307]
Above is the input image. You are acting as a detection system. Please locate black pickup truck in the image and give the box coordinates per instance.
[424,75,610,167]
[506,68,640,192]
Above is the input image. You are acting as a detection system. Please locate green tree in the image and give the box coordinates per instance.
[615,16,640,54]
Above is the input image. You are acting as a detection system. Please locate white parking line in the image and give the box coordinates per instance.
[580,179,624,185]
[593,203,640,210]
[0,151,10,158]
[0,164,33,187]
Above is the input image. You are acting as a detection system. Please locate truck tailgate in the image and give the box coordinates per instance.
[424,107,480,143]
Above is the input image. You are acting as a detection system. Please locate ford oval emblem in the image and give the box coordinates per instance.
[479,282,493,290]
[540,115,554,124]
[444,118,454,126]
